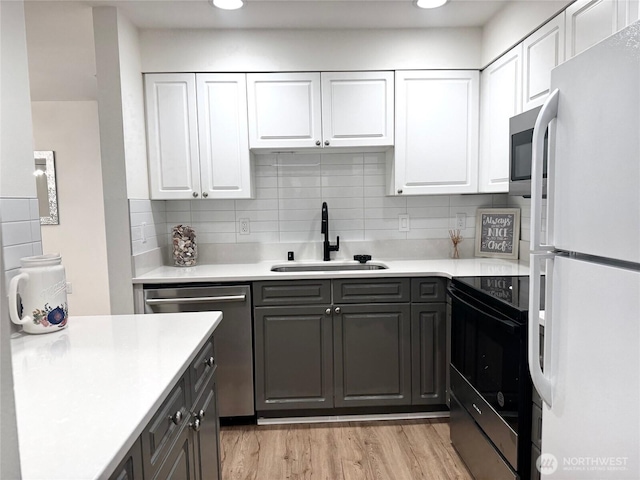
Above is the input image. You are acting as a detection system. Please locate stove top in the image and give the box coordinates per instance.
[451,275,543,321]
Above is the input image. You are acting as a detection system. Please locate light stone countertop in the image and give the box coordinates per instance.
[11,312,222,480]
[133,258,530,284]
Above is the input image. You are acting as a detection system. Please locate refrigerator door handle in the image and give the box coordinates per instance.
[529,252,554,407]
[531,88,559,252]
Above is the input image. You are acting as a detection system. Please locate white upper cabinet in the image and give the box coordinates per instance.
[321,71,394,148]
[247,71,394,150]
[197,74,252,199]
[479,45,523,193]
[247,72,322,149]
[565,0,635,59]
[145,73,252,200]
[523,13,565,110]
[145,73,201,200]
[394,70,479,195]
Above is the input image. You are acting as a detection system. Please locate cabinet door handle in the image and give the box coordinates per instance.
[189,418,201,432]
[324,140,330,146]
[397,189,403,194]
[204,356,215,368]
[316,140,321,146]
[334,307,341,315]
[192,192,199,198]
[202,192,209,198]
[169,410,183,425]
[196,409,206,420]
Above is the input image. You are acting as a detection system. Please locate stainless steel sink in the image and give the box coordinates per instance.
[270,262,388,272]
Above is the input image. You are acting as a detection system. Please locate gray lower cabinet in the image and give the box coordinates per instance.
[411,303,447,405]
[116,334,220,480]
[334,303,411,407]
[254,306,333,410]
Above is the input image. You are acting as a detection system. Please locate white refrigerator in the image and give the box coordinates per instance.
[528,22,640,480]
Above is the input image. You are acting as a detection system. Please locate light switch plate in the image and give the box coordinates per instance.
[399,214,410,232]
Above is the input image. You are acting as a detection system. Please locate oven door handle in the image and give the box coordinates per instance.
[447,287,519,334]
[145,294,247,306]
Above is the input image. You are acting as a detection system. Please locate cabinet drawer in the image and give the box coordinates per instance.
[190,336,216,402]
[253,280,331,306]
[141,374,189,479]
[333,278,410,304]
[411,278,447,302]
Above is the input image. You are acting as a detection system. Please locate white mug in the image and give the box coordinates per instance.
[9,254,69,334]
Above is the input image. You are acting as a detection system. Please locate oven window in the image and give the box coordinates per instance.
[510,128,548,181]
[451,290,522,432]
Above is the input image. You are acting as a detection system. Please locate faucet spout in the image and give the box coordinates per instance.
[321,202,339,261]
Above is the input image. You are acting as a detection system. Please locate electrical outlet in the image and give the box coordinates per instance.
[239,218,250,235]
[399,214,410,232]
[455,213,466,229]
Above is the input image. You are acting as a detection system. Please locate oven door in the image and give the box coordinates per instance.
[448,284,523,471]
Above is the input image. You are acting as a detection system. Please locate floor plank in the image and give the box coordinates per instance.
[220,419,473,480]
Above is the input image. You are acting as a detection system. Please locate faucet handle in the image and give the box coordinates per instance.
[330,236,340,252]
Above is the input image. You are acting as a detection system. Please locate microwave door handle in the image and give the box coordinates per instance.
[447,288,519,335]
[528,252,554,407]
[531,89,558,252]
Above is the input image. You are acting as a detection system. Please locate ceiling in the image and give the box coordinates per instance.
[81,0,508,30]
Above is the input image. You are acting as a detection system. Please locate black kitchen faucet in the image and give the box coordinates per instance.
[321,202,339,261]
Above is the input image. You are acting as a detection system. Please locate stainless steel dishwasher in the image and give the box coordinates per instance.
[142,284,254,418]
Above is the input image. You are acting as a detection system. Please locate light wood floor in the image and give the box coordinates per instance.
[220,419,473,480]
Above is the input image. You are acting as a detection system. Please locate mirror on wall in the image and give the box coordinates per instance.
[34,151,59,225]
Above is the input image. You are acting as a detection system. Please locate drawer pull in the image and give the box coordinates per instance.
[170,410,183,425]
[472,403,482,415]
[204,356,215,368]
[196,409,206,420]
[189,418,201,432]
[145,294,246,306]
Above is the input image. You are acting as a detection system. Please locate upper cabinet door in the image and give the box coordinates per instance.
[565,0,618,59]
[395,70,479,195]
[523,13,565,110]
[479,45,523,193]
[321,71,394,148]
[145,74,201,199]
[247,73,322,149]
[196,74,252,199]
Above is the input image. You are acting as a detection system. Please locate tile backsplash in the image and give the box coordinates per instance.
[1,197,43,288]
[130,152,511,259]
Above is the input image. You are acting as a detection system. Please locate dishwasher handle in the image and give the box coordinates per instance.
[145,294,246,306]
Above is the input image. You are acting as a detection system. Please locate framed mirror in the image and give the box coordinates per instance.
[34,151,59,225]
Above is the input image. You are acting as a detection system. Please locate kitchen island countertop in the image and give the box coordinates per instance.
[133,258,529,284]
[11,312,222,480]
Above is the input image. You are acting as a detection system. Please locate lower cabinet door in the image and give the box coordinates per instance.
[108,438,144,480]
[411,303,447,405]
[154,426,196,480]
[192,369,221,480]
[254,306,334,410]
[334,303,411,407]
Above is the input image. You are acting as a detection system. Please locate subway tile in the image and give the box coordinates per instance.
[321,153,364,165]
[363,153,386,164]
[332,219,364,231]
[255,154,277,166]
[363,163,386,175]
[254,164,278,177]
[30,221,42,242]
[191,200,235,211]
[335,230,365,241]
[322,186,363,199]
[365,196,407,209]
[166,211,192,225]
[242,221,280,233]
[410,217,451,229]
[198,232,237,244]
[492,194,509,206]
[236,199,279,211]
[407,228,461,240]
[255,176,278,188]
[32,242,42,256]
[3,243,34,270]
[279,209,319,222]
[278,187,322,199]
[364,175,385,187]
[131,226,143,242]
[165,200,192,212]
[192,220,236,233]
[278,198,319,210]
[450,194,494,206]
[279,219,316,232]
[0,198,32,222]
[1,221,33,246]
[407,206,450,218]
[363,185,386,198]
[235,210,279,222]
[255,188,279,200]
[365,218,402,230]
[321,176,364,188]
[130,212,155,228]
[278,176,320,188]
[329,208,364,220]
[364,230,407,241]
[323,198,364,209]
[129,199,153,213]
[406,196,450,207]
[364,207,406,219]
[29,198,40,220]
[279,231,317,243]
[449,206,481,217]
[236,232,280,243]
[277,166,321,178]
[191,210,237,223]
[321,163,364,176]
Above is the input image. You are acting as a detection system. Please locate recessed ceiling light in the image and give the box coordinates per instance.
[211,0,244,10]
[415,0,448,9]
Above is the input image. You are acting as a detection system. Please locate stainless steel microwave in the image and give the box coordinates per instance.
[509,106,548,197]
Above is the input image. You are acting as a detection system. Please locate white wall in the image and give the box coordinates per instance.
[481,1,571,67]
[31,101,111,315]
[139,27,483,72]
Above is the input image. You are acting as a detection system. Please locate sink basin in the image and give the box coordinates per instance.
[270,261,388,272]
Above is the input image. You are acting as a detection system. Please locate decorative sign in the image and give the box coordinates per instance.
[475,208,521,260]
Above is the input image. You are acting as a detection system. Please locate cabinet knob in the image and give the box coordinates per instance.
[197,409,206,420]
[189,418,201,432]
[324,140,330,146]
[170,410,183,425]
[325,308,331,316]
[334,307,341,315]
[202,192,208,198]
[316,140,321,146]
[193,192,199,198]
[397,189,403,194]
[204,356,215,368]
